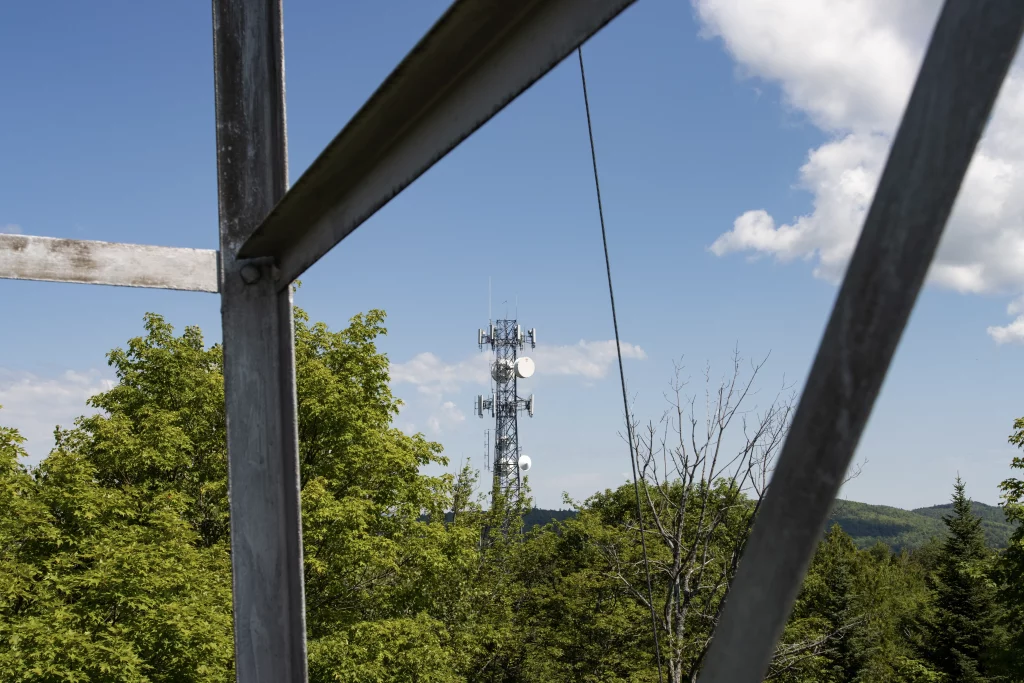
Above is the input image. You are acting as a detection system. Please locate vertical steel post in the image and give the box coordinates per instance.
[211,0,308,681]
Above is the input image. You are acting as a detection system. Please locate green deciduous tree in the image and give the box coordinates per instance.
[0,306,537,682]
[997,418,1024,679]
[4,307,1019,683]
[0,396,235,683]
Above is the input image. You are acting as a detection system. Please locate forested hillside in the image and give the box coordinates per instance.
[524,500,1019,551]
[830,499,1018,550]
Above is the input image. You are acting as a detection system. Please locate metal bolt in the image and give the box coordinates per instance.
[240,264,261,284]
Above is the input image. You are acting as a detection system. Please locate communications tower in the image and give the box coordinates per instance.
[476,319,536,514]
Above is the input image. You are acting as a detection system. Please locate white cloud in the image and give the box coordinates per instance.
[988,318,1024,345]
[531,340,646,379]
[390,340,647,394]
[389,353,483,436]
[695,0,1024,341]
[0,368,114,463]
[1,224,23,234]
[390,352,490,397]
[390,340,646,435]
[988,295,1024,344]
[426,401,466,436]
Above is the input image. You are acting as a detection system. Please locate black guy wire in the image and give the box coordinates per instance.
[577,46,665,683]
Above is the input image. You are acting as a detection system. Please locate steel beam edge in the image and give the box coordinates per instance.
[236,0,640,287]
[212,0,308,681]
[0,234,219,293]
[695,2,1024,682]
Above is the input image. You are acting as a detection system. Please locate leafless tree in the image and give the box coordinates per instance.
[599,348,863,683]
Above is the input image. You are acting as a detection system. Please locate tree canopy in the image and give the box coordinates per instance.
[1,309,1023,682]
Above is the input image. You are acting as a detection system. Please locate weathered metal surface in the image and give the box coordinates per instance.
[0,234,219,292]
[211,0,308,681]
[236,0,640,286]
[695,2,1024,682]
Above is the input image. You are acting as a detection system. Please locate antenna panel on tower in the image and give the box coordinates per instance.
[474,315,537,522]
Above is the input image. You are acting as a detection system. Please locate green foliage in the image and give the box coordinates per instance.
[997,418,1024,679]
[784,525,861,681]
[847,547,942,683]
[0,318,237,683]
[923,478,1004,683]
[4,311,1024,683]
[0,398,235,683]
[525,499,1019,554]
[0,310,537,682]
[509,489,664,681]
[775,527,941,683]
[828,500,1017,552]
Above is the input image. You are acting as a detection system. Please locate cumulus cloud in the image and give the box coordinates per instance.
[390,340,646,434]
[695,0,1024,341]
[426,401,466,436]
[531,340,646,379]
[390,340,647,394]
[988,295,1024,345]
[0,368,114,463]
[390,352,490,397]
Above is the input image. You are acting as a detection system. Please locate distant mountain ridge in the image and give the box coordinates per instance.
[827,499,1017,551]
[523,499,1019,552]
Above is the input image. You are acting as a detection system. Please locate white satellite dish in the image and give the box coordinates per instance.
[517,454,532,472]
[491,358,515,383]
[514,357,535,379]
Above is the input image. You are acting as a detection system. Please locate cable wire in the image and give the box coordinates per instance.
[577,46,664,683]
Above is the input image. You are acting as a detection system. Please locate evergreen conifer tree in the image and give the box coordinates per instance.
[926,477,1001,683]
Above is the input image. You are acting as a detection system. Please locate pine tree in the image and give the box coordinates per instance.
[779,524,862,682]
[926,477,1002,683]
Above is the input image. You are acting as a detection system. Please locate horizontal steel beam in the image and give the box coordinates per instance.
[695,1,1024,682]
[237,0,639,286]
[0,234,219,292]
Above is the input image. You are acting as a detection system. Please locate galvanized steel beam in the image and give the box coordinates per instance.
[695,2,1024,682]
[236,0,640,286]
[211,0,308,681]
[0,234,219,292]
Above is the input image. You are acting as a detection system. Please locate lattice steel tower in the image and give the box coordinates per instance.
[476,320,536,512]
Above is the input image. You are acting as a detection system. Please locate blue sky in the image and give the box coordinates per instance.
[3,0,1024,510]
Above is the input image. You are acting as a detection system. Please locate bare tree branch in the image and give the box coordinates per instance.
[595,350,860,683]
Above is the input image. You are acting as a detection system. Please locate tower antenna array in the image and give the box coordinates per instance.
[476,313,537,528]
